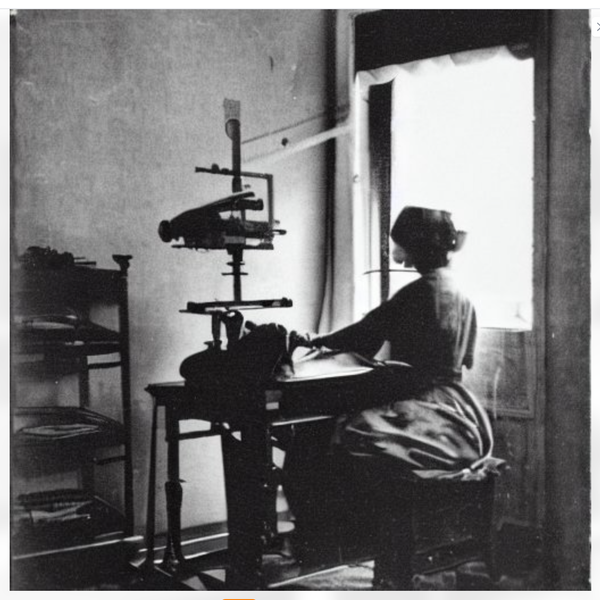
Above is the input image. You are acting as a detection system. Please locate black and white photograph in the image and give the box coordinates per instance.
[8,6,593,592]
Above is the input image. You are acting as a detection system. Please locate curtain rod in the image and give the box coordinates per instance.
[244,122,351,168]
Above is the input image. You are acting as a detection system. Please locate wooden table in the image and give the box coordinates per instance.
[143,380,334,589]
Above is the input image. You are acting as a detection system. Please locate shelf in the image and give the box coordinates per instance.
[11,488,126,556]
[12,265,126,358]
[13,407,125,466]
[12,265,126,306]
[11,534,145,591]
[15,339,122,358]
[14,320,122,357]
[11,254,134,543]
[12,355,123,379]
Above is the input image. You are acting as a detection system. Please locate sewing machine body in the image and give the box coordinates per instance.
[158,190,285,251]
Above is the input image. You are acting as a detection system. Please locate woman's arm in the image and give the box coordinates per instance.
[312,304,392,357]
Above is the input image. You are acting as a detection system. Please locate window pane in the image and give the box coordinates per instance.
[391,46,534,329]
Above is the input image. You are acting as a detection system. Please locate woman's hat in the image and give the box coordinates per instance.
[390,206,466,253]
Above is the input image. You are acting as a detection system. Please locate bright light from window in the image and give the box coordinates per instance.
[390,46,534,329]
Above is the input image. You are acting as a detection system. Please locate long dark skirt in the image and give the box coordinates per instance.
[281,381,498,579]
[282,419,415,569]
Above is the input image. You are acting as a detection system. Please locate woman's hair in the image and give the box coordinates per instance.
[390,206,460,273]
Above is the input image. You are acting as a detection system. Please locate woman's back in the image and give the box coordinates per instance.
[384,268,477,381]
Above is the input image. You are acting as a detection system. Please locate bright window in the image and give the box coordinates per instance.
[389,46,535,329]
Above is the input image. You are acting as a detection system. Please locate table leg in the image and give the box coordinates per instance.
[143,400,158,572]
[221,420,273,590]
[161,405,186,571]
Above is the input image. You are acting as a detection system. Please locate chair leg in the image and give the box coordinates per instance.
[462,478,497,587]
[481,480,498,585]
[371,476,500,590]
[373,480,415,590]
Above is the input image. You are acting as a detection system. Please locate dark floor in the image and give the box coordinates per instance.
[143,521,543,591]
[11,521,544,591]
[132,552,544,592]
[59,554,542,592]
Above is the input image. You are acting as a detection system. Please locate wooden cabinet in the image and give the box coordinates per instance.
[11,255,134,564]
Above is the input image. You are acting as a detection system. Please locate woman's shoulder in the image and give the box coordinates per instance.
[394,268,464,299]
[387,273,428,303]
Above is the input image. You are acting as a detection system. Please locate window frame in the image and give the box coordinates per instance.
[355,9,541,311]
[350,9,549,421]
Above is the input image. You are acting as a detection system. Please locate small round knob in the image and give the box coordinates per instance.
[158,220,172,242]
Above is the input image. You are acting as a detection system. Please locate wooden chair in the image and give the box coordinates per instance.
[373,474,499,590]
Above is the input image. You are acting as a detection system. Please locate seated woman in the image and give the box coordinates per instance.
[283,206,501,589]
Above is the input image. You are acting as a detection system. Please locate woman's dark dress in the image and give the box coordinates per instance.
[283,267,500,568]
[315,266,495,478]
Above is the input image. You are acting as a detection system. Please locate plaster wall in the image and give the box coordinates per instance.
[12,9,331,532]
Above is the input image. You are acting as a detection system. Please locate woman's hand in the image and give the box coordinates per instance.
[289,330,315,350]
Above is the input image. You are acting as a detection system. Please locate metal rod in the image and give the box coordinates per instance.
[182,297,292,313]
[244,122,351,168]
[266,174,274,229]
[229,247,244,303]
[194,166,272,180]
[228,119,242,194]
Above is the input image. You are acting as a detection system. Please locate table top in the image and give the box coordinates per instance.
[144,363,400,423]
[144,380,338,427]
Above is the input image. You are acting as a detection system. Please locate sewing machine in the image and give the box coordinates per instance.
[158,190,285,251]
[157,99,292,350]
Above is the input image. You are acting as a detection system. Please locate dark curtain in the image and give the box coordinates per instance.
[354,10,538,73]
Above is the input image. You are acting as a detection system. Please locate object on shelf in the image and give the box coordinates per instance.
[18,246,97,271]
[13,407,125,450]
[14,310,121,352]
[12,489,125,555]
[19,423,102,440]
